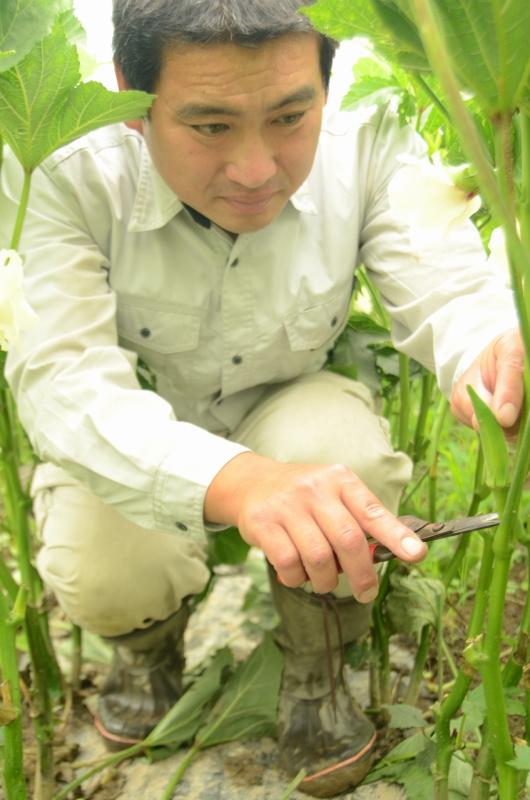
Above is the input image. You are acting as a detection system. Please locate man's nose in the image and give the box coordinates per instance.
[225,137,277,188]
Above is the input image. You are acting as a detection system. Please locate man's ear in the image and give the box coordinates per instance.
[114,63,144,134]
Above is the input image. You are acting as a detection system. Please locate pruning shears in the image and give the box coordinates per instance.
[369,511,500,563]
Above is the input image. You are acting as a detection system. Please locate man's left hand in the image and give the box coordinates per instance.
[450,328,524,437]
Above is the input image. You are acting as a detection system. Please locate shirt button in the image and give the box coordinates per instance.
[140,327,151,338]
[230,258,239,268]
[330,316,338,327]
[232,355,243,365]
[175,522,188,531]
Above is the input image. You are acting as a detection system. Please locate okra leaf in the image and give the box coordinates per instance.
[427,0,530,115]
[302,0,427,70]
[208,526,250,567]
[0,0,68,72]
[198,634,283,747]
[507,744,530,770]
[386,571,445,638]
[467,386,509,490]
[0,23,154,172]
[145,647,233,749]
[384,703,428,729]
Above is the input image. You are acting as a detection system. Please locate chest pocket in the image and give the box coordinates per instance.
[117,300,201,363]
[283,288,352,353]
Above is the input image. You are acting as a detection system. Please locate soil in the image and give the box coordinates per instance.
[17,548,529,800]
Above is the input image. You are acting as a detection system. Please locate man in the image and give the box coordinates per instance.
[3,0,522,796]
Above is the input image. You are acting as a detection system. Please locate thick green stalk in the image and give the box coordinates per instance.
[398,354,410,454]
[476,498,516,797]
[520,112,530,254]
[476,420,530,800]
[0,589,28,800]
[434,533,494,799]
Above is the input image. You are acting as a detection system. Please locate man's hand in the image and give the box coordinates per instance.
[204,452,427,602]
[450,328,524,437]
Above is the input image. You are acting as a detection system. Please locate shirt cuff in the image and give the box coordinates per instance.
[153,423,249,540]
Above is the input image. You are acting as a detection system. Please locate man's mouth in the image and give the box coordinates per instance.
[221,192,279,213]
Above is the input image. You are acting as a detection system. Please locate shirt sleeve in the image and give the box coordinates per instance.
[2,154,248,541]
[358,105,518,396]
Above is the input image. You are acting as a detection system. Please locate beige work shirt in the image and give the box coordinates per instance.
[2,103,517,539]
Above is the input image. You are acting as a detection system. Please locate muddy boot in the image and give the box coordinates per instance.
[269,567,376,797]
[95,603,189,749]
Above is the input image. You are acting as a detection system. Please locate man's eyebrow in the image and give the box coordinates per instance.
[175,86,318,120]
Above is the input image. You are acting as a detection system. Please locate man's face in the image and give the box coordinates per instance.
[117,33,326,234]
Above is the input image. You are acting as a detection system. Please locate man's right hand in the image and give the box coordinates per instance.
[204,451,427,601]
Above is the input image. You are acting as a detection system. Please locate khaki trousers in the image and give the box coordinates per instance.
[32,371,412,637]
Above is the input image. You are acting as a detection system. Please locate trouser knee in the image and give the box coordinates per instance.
[32,465,210,637]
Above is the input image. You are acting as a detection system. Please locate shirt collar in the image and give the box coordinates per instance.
[289,180,318,215]
[128,137,319,233]
[128,141,184,233]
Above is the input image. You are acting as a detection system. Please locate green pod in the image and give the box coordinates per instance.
[467,386,510,490]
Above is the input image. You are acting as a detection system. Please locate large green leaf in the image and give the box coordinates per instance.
[0,0,68,72]
[386,572,445,637]
[198,634,283,747]
[431,0,530,114]
[303,0,428,70]
[0,23,154,171]
[146,648,233,749]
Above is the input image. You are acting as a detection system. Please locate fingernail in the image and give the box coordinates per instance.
[402,536,426,557]
[358,586,378,604]
[497,402,518,428]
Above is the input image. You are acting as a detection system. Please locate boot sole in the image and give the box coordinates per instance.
[94,713,147,753]
[297,731,377,798]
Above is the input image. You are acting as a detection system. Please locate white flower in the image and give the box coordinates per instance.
[388,154,481,242]
[0,249,38,351]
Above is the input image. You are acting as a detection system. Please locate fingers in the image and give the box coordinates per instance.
[489,330,524,430]
[257,521,309,588]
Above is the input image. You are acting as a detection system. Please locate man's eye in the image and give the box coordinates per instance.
[275,112,306,126]
[191,123,229,136]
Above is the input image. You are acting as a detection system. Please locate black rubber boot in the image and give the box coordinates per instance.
[269,567,376,797]
[95,603,189,749]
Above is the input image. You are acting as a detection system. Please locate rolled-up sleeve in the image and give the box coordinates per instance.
[358,107,518,395]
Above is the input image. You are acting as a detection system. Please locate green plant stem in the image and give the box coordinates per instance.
[428,395,448,520]
[51,743,144,800]
[9,170,32,251]
[280,769,308,799]
[160,745,200,800]
[442,445,485,589]
[398,354,410,454]
[414,74,451,122]
[520,111,530,254]
[434,533,494,799]
[412,371,435,463]
[404,623,432,705]
[71,624,82,692]
[370,563,395,710]
[0,589,28,800]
